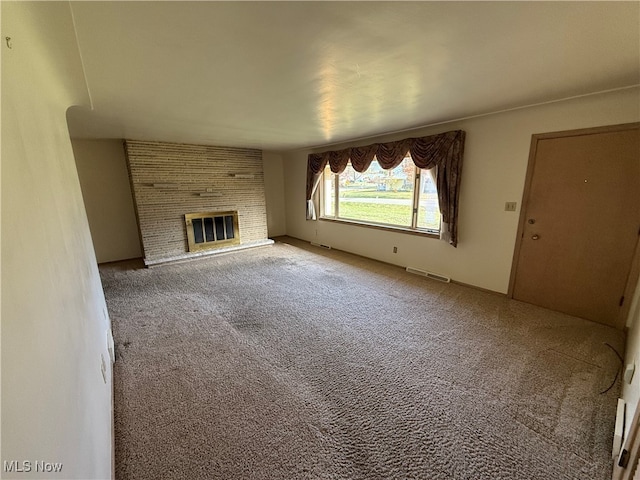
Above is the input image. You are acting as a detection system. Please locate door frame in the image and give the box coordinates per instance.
[507,122,640,329]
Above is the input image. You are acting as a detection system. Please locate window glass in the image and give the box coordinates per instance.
[338,158,415,227]
[417,169,440,231]
[321,155,440,233]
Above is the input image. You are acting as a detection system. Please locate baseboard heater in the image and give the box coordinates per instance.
[310,242,331,249]
[406,267,450,283]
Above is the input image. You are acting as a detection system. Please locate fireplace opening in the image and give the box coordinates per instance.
[185,211,240,252]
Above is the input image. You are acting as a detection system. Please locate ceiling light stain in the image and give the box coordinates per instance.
[317,56,339,141]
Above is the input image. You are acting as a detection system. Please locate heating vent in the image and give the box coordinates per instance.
[185,211,240,252]
[310,242,332,249]
[406,267,450,283]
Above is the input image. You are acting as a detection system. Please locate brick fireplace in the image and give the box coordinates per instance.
[125,140,272,266]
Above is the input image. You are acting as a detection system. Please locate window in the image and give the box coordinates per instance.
[321,155,440,233]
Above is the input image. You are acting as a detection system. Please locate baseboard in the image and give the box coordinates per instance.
[281,236,506,296]
[450,279,506,297]
[98,256,144,267]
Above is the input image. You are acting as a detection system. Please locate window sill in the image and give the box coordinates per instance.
[319,217,440,239]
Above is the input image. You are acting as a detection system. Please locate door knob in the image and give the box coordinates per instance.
[531,234,540,240]
[528,219,536,224]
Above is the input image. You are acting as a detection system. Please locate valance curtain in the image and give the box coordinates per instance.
[306,129,466,247]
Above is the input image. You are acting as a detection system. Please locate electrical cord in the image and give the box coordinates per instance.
[600,342,624,395]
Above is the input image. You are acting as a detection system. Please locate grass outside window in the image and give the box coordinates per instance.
[321,156,441,233]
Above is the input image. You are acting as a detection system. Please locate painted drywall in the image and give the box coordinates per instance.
[72,139,142,263]
[263,152,287,237]
[1,2,113,479]
[283,88,640,294]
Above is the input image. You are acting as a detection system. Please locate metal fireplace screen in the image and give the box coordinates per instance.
[185,211,240,252]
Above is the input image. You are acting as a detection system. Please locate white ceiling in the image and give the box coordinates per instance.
[67,1,640,151]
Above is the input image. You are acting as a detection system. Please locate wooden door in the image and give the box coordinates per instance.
[510,124,640,328]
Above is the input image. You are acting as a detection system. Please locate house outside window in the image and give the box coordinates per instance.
[321,154,440,233]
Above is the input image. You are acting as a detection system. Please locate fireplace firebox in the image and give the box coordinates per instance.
[185,211,240,252]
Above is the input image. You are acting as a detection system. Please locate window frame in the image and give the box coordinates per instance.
[319,158,441,237]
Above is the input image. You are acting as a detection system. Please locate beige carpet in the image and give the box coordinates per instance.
[101,237,624,479]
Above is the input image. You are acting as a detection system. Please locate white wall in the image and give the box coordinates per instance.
[622,278,640,448]
[72,139,142,263]
[283,88,640,293]
[1,3,113,479]
[263,151,287,237]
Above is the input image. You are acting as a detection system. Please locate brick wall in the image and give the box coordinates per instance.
[125,140,268,264]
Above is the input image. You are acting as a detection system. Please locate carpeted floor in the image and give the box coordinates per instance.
[101,237,624,480]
